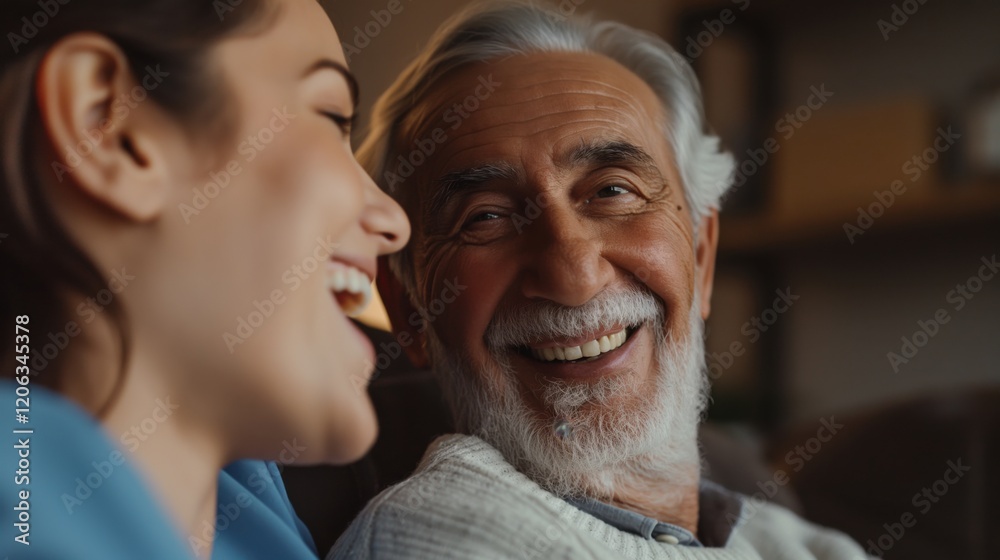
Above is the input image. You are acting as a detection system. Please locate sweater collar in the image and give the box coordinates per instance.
[566,479,746,548]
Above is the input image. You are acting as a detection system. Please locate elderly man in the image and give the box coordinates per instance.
[331,2,866,559]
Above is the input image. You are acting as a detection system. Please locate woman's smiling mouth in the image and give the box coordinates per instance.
[326,260,373,316]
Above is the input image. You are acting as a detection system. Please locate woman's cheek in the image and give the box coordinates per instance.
[280,142,363,230]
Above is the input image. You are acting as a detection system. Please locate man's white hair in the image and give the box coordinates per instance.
[357,0,735,299]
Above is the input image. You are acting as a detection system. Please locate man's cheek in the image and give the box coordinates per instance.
[418,272,468,335]
[432,287,487,350]
[633,253,692,318]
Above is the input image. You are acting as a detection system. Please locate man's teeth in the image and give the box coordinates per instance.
[529,328,629,362]
[326,262,372,317]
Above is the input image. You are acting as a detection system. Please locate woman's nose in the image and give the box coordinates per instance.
[359,169,410,256]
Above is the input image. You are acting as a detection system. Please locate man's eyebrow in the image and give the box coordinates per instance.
[303,59,360,111]
[568,139,667,186]
[427,162,522,219]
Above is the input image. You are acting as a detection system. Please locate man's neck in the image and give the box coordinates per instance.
[612,488,699,534]
[603,470,701,536]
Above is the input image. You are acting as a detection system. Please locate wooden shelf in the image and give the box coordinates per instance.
[718,181,1000,253]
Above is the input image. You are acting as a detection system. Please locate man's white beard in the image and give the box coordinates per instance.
[425,284,708,504]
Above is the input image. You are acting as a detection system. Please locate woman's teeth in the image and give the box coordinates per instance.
[529,328,629,362]
[326,261,372,317]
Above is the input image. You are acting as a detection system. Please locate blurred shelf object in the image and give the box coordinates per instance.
[679,4,776,215]
[719,179,1000,253]
[718,97,1000,253]
[965,70,1000,178]
[672,0,1000,441]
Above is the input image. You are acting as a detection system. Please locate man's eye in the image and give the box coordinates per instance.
[596,185,630,198]
[459,210,506,242]
[468,211,501,223]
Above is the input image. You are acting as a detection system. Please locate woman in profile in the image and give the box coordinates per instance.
[0,0,409,558]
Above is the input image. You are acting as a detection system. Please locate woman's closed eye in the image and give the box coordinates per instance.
[322,111,356,137]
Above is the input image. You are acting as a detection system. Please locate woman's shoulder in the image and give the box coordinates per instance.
[211,460,318,559]
[0,380,193,559]
[0,381,318,559]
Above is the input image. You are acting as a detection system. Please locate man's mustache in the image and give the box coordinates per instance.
[484,284,664,351]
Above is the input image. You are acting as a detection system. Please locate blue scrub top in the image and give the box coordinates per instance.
[1,380,318,559]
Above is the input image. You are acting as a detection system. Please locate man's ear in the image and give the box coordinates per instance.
[36,33,170,222]
[376,255,429,369]
[694,209,720,320]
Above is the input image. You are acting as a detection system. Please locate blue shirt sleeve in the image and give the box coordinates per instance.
[211,461,318,559]
[1,381,318,559]
[1,381,194,559]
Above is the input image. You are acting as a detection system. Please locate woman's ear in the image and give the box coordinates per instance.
[376,255,430,369]
[695,208,720,320]
[36,33,172,222]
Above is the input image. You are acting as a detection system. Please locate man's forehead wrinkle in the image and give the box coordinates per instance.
[492,59,665,119]
[424,71,647,110]
[468,101,648,136]
[419,122,642,204]
[407,60,661,139]
[486,76,649,108]
[445,115,645,158]
[423,112,656,189]
[409,92,652,148]
[406,52,674,213]
[433,102,651,160]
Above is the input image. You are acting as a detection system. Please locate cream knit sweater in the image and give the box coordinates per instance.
[329,434,869,560]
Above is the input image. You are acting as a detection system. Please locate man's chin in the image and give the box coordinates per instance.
[430,289,707,501]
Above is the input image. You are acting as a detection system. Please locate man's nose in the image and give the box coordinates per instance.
[519,207,614,307]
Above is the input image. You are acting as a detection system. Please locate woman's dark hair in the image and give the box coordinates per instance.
[0,0,271,415]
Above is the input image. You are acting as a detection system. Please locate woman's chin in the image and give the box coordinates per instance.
[324,416,379,465]
[262,334,380,465]
[307,393,379,465]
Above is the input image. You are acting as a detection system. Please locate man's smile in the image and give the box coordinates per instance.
[508,324,648,381]
[524,324,636,362]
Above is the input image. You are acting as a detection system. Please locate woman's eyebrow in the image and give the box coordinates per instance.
[302,58,360,110]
